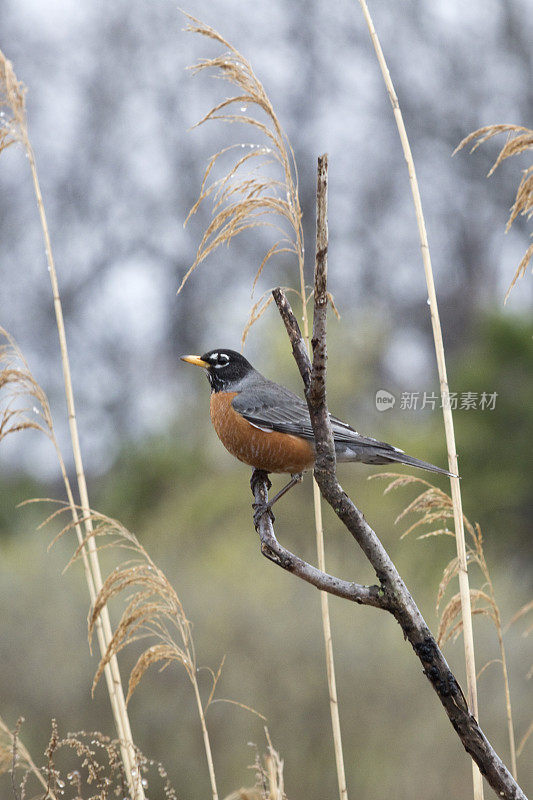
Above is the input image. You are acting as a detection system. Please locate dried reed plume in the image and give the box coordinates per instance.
[179,13,306,346]
[454,125,533,302]
[0,329,265,800]
[0,54,25,153]
[0,716,177,800]
[374,472,532,778]
[0,328,99,627]
[48,505,232,800]
[224,729,287,800]
[183,18,347,800]
[0,49,143,800]
[0,328,54,443]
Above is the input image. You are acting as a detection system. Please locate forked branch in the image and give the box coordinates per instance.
[262,285,526,800]
[251,470,385,608]
[249,153,525,797]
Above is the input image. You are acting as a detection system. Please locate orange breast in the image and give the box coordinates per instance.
[210,391,315,474]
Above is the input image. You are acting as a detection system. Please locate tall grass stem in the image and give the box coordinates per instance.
[22,138,144,800]
[354,2,483,796]
[192,680,219,800]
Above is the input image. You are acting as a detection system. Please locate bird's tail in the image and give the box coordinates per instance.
[337,441,456,477]
[386,449,456,477]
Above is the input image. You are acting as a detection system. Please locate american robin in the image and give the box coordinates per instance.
[181,349,454,514]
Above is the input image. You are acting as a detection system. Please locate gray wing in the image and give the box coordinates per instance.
[232,380,398,451]
[232,380,453,476]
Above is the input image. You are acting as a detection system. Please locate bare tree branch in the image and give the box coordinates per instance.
[261,159,527,798]
[310,153,330,409]
[268,281,526,800]
[251,470,385,608]
[271,287,311,392]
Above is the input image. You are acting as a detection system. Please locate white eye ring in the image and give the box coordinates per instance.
[213,352,230,368]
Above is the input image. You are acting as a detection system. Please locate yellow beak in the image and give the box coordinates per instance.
[180,354,210,369]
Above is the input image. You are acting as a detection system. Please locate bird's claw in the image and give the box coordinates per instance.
[253,502,275,527]
[250,469,272,494]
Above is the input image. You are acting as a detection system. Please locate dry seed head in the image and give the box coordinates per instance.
[438,579,500,646]
[455,124,533,301]
[180,15,304,345]
[370,472,433,494]
[241,292,275,348]
[78,509,212,706]
[7,724,177,800]
[127,644,180,702]
[35,499,197,701]
[225,728,286,800]
[0,50,27,153]
[437,593,464,646]
[0,328,54,444]
[437,557,460,611]
[379,473,510,653]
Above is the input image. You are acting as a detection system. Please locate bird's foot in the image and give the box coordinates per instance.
[253,501,275,528]
[250,468,272,495]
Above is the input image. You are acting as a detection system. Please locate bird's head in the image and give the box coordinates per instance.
[181,348,255,392]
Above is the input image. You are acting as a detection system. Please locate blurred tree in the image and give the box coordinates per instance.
[0,0,531,475]
[451,314,533,553]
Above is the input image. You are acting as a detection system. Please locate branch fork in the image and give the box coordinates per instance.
[249,156,526,800]
[251,468,384,608]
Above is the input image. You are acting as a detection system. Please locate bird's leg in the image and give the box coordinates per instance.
[251,470,304,526]
[269,472,304,507]
[250,468,271,495]
[251,469,275,526]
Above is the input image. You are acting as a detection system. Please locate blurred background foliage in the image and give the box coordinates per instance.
[0,0,532,797]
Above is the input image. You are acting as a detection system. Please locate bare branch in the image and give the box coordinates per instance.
[250,469,385,608]
[271,287,311,390]
[269,287,526,800]
[309,154,336,481]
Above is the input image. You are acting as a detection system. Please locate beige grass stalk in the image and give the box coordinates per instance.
[0,54,144,800]
[285,161,347,800]
[192,680,219,800]
[309,157,348,800]
[80,511,219,800]
[182,20,348,799]
[304,303,348,800]
[354,3,483,797]
[26,127,144,800]
[454,125,533,303]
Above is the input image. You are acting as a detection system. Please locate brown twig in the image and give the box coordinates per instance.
[251,470,384,608]
[271,289,310,389]
[309,155,348,800]
[265,287,526,800]
[309,155,336,478]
